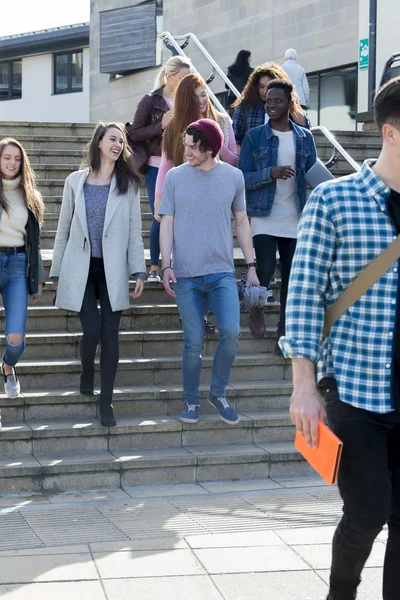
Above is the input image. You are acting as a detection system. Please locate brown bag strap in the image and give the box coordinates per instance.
[323,234,400,339]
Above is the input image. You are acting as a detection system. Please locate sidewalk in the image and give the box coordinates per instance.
[0,476,384,599]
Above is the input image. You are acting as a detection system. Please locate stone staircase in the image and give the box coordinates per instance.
[0,122,381,494]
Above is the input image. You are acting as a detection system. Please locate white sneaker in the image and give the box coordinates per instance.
[147,270,161,282]
[2,364,21,399]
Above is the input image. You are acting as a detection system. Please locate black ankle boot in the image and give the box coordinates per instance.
[80,369,95,396]
[99,395,116,427]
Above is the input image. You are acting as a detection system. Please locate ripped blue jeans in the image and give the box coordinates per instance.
[0,252,28,366]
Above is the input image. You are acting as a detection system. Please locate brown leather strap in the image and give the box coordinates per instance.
[323,234,400,339]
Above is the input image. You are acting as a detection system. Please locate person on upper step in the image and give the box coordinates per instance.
[225,49,254,113]
[281,48,310,110]
[154,72,239,214]
[232,63,310,154]
[0,138,45,403]
[50,122,145,427]
[238,79,317,348]
[128,55,192,283]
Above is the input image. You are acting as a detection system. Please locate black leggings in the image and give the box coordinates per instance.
[79,258,122,397]
[322,380,400,600]
[253,234,297,334]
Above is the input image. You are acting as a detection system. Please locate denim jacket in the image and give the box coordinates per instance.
[238,120,317,218]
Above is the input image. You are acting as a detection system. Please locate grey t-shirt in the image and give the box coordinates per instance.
[158,161,245,278]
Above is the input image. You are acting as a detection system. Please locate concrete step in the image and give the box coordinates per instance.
[0,121,96,137]
[0,380,293,422]
[39,251,272,280]
[7,302,280,332]
[5,352,291,390]
[40,227,245,250]
[15,326,280,360]
[6,135,90,151]
[0,408,296,455]
[0,440,310,493]
[30,278,281,306]
[31,152,82,165]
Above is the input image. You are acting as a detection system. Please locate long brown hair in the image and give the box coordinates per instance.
[0,138,45,226]
[163,73,218,166]
[232,62,304,118]
[82,122,141,194]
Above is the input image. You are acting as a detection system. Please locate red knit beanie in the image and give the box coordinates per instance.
[187,118,224,156]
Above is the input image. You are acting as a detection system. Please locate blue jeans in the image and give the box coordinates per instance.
[145,166,160,267]
[174,272,240,406]
[0,252,28,366]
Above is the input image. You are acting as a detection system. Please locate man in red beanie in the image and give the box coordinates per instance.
[159,118,259,424]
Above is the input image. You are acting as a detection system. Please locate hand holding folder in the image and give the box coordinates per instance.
[295,420,343,485]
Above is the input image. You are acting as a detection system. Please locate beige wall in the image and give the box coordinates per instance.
[0,49,90,123]
[90,0,163,123]
[358,0,400,113]
[163,0,359,91]
[90,0,359,122]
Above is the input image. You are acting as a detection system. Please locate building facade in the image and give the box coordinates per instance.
[0,23,89,122]
[1,1,399,129]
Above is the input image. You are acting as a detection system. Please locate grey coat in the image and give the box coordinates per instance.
[50,169,145,312]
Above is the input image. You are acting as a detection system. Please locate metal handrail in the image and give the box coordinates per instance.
[311,126,361,172]
[158,31,240,115]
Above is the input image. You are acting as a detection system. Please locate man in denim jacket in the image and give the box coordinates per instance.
[238,79,316,347]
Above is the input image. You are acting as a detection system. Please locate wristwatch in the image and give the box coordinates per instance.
[246,261,257,268]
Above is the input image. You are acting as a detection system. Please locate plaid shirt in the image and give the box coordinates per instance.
[232,102,265,145]
[280,161,399,413]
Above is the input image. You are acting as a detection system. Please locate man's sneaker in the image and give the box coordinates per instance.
[147,270,161,282]
[180,404,199,423]
[1,364,20,399]
[208,394,240,425]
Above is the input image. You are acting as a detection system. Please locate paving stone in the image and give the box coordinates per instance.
[122,482,206,498]
[89,538,187,552]
[194,545,310,574]
[103,575,222,600]
[198,478,283,494]
[0,553,99,583]
[94,548,205,578]
[271,474,327,489]
[294,541,385,570]
[317,567,382,600]
[186,530,285,549]
[0,582,107,600]
[212,572,328,600]
[276,525,337,546]
[46,488,131,504]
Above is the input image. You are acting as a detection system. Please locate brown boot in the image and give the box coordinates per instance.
[249,307,265,338]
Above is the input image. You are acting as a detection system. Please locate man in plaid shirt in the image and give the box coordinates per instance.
[280,77,400,600]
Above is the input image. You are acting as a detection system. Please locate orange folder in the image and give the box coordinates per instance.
[295,420,343,485]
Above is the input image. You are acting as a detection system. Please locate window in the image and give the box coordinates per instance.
[54,51,83,94]
[0,60,22,100]
[308,65,357,131]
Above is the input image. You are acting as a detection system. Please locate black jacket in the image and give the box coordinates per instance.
[226,66,254,103]
[25,209,45,295]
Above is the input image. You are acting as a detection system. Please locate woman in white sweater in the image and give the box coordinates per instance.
[0,138,45,402]
[51,122,145,426]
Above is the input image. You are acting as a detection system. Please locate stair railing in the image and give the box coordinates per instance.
[311,126,361,173]
[159,31,239,116]
[160,31,361,175]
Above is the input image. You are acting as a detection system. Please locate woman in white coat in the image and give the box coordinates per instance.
[51,122,145,426]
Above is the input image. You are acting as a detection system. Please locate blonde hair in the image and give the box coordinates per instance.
[152,55,192,90]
